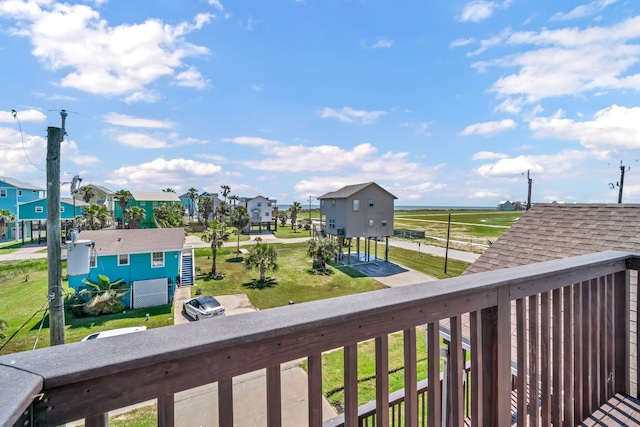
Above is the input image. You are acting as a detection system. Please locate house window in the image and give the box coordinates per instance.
[140,201,146,206]
[257,202,262,207]
[331,199,335,206]
[321,200,325,207]
[381,219,388,227]
[118,254,130,266]
[328,218,335,229]
[368,199,374,207]
[60,206,65,213]
[18,190,22,196]
[267,202,272,206]
[35,206,44,213]
[369,219,374,227]
[0,189,6,198]
[353,199,360,212]
[152,252,164,268]
[265,212,270,217]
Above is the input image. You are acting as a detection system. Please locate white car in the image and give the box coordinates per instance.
[82,326,147,341]
[183,296,225,321]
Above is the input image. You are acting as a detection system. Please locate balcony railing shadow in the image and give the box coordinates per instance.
[1,250,638,426]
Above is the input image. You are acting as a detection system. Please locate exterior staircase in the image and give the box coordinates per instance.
[181,255,194,286]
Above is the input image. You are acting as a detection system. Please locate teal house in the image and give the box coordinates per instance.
[67,228,191,309]
[115,190,181,229]
[0,177,45,240]
[18,197,87,242]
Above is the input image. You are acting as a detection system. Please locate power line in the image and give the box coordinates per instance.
[0,299,49,352]
[11,109,45,172]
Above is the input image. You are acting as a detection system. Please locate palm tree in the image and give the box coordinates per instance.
[114,190,133,229]
[80,274,129,315]
[125,206,146,229]
[229,205,250,254]
[197,195,213,223]
[84,204,103,230]
[97,206,110,228]
[216,201,230,222]
[245,242,279,281]
[77,185,97,203]
[163,188,175,193]
[201,220,229,274]
[220,185,231,203]
[289,201,302,232]
[308,237,337,270]
[153,202,185,228]
[187,187,198,223]
[278,211,288,226]
[229,194,239,211]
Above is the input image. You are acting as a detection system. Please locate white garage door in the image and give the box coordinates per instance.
[133,278,168,308]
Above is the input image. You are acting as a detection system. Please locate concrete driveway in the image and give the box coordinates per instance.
[173,288,256,324]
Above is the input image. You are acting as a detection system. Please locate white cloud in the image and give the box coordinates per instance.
[450,38,475,48]
[251,83,264,91]
[400,121,431,136]
[320,107,387,125]
[208,0,224,11]
[174,66,211,89]
[371,38,393,49]
[459,119,517,136]
[472,151,509,160]
[469,188,501,199]
[474,150,588,178]
[0,126,47,175]
[110,157,222,188]
[494,98,523,114]
[471,16,640,104]
[458,1,496,22]
[529,104,640,154]
[0,109,46,123]
[116,132,169,148]
[104,113,174,128]
[61,139,99,165]
[551,0,618,21]
[223,136,281,146]
[0,3,213,100]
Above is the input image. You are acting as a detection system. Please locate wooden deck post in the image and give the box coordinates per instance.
[481,287,511,427]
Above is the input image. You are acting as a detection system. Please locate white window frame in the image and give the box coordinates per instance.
[331,199,335,206]
[328,217,336,229]
[118,254,130,266]
[35,206,44,213]
[257,202,262,207]
[18,190,22,197]
[0,189,6,198]
[353,199,360,212]
[368,199,374,207]
[151,251,164,268]
[369,219,374,227]
[60,206,65,213]
[381,219,388,227]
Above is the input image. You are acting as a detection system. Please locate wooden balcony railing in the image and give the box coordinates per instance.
[1,250,638,427]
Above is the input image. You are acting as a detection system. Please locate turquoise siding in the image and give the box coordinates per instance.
[0,181,43,239]
[68,250,181,308]
[115,200,178,229]
[18,199,85,221]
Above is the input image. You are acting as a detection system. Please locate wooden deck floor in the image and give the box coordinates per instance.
[582,393,640,426]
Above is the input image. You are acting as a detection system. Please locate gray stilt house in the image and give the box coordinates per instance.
[318,182,396,264]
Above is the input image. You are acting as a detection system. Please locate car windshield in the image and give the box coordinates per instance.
[199,297,221,310]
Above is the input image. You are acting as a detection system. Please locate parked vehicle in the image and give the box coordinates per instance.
[182,296,225,321]
[81,326,147,341]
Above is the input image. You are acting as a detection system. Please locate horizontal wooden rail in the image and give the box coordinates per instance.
[0,250,635,427]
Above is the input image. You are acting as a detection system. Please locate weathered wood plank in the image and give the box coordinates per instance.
[574,282,584,423]
[606,274,615,400]
[599,275,607,405]
[516,298,527,427]
[344,343,358,427]
[450,315,464,426]
[267,365,282,427]
[308,353,323,427]
[590,278,600,414]
[582,280,591,420]
[613,270,630,394]
[0,365,43,427]
[158,394,174,427]
[540,291,551,426]
[375,336,389,427]
[529,294,540,427]
[563,284,574,427]
[218,378,233,427]
[551,288,562,426]
[404,328,417,427]
[470,310,483,427]
[427,322,441,427]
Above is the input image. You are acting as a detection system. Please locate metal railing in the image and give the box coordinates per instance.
[1,250,637,426]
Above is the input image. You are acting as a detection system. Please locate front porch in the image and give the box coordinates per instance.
[1,250,639,426]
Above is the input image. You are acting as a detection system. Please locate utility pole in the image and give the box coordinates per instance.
[526,170,532,210]
[47,110,67,346]
[308,195,312,238]
[618,162,627,204]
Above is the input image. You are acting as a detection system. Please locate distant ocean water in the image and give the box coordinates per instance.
[277,204,496,210]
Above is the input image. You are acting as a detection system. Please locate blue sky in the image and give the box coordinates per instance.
[2,0,640,206]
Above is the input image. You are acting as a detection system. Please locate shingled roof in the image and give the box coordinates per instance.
[465,203,640,275]
[318,182,397,200]
[79,228,185,255]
